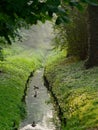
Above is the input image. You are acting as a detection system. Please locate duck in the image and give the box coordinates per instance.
[34,85,39,90]
[31,121,36,127]
[34,91,37,97]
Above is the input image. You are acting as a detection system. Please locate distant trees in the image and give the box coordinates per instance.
[0,0,98,68]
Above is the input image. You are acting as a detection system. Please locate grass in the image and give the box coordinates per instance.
[44,50,98,130]
[0,43,43,130]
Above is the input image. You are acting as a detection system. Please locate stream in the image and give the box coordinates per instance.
[19,22,60,130]
[19,69,57,130]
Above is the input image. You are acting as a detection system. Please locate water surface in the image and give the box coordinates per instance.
[19,21,59,130]
[19,69,56,130]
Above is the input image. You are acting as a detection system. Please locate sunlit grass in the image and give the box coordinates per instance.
[0,44,43,130]
[45,50,98,130]
[45,49,67,65]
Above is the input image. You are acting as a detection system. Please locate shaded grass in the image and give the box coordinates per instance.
[0,44,43,130]
[44,50,98,130]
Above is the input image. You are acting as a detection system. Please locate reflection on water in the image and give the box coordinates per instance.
[19,69,57,130]
[20,123,55,130]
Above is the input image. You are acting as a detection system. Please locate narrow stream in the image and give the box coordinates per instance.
[19,69,58,130]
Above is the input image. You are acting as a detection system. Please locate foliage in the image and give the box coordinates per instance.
[53,7,88,60]
[0,0,59,43]
[45,50,98,130]
[66,8,88,60]
[0,43,43,130]
[0,0,97,44]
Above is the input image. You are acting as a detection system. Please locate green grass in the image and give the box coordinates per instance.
[0,44,43,130]
[44,50,98,130]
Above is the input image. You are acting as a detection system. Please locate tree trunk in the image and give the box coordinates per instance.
[85,5,98,68]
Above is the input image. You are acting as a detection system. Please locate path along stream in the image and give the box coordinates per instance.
[19,22,60,130]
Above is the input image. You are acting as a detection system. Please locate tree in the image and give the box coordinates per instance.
[0,0,73,44]
[53,7,88,60]
[0,0,52,44]
[85,5,98,68]
[0,0,98,68]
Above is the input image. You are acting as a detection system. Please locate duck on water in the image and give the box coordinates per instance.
[20,121,43,130]
[20,121,56,130]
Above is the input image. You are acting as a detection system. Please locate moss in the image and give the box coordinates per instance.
[45,50,98,130]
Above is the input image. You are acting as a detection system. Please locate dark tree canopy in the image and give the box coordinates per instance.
[0,0,61,43]
[0,0,98,44]
[0,1,88,42]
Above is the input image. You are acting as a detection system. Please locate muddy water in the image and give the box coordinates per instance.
[19,69,57,130]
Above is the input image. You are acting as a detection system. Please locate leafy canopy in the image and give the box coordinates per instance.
[0,0,98,44]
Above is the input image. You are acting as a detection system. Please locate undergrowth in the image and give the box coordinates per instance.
[45,50,98,130]
[0,44,43,130]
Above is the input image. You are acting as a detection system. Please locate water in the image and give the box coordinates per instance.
[19,21,59,130]
[19,69,57,130]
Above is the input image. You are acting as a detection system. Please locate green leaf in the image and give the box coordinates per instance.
[85,0,98,6]
[47,0,60,6]
[56,15,70,25]
[69,1,84,11]
[48,11,53,17]
[57,7,67,15]
[47,5,58,13]
[56,17,64,25]
[76,3,84,11]
[62,16,70,23]
[80,0,87,3]
[69,1,79,7]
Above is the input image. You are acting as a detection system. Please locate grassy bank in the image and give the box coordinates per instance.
[0,43,43,130]
[44,50,98,130]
